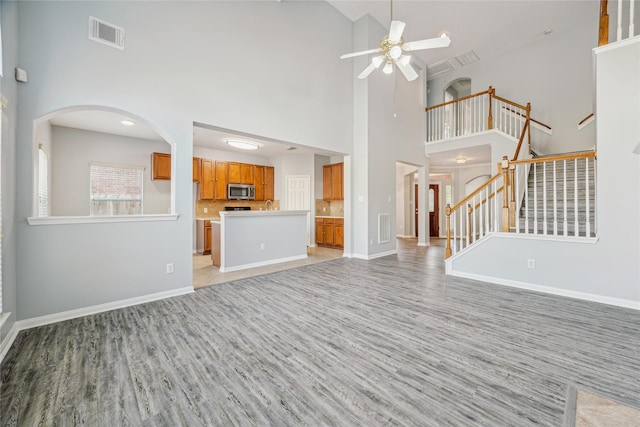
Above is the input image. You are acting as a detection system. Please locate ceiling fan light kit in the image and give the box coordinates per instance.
[339,0,451,82]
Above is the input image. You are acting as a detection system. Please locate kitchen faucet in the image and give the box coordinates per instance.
[265,200,273,211]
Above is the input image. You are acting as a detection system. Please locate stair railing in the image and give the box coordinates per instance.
[426,86,549,145]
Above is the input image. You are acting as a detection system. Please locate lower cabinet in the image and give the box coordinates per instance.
[211,222,221,268]
[316,217,343,249]
[196,220,212,255]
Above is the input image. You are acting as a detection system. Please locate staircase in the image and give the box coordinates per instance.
[517,153,596,237]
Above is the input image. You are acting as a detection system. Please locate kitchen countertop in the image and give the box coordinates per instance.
[316,215,344,219]
[220,210,309,218]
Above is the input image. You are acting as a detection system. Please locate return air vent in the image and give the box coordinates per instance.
[454,50,479,67]
[378,213,391,244]
[426,59,455,80]
[89,16,125,50]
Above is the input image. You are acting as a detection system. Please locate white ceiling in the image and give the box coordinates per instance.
[48,1,597,168]
[329,0,596,76]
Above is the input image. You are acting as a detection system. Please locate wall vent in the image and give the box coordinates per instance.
[426,59,455,80]
[378,213,391,244]
[89,17,125,50]
[454,50,480,67]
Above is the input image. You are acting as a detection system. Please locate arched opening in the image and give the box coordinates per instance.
[32,106,173,218]
[443,78,472,138]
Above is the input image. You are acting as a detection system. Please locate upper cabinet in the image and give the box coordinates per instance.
[193,157,201,182]
[323,162,343,201]
[229,162,254,185]
[200,159,228,200]
[253,165,274,201]
[152,152,171,180]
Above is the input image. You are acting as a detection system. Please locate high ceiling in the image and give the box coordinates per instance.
[328,0,597,77]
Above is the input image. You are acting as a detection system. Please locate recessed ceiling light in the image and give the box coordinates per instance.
[456,157,467,164]
[226,139,260,150]
[121,120,135,126]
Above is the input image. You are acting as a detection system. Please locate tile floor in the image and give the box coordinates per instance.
[193,245,344,288]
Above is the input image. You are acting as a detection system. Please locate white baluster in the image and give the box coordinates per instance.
[515,164,520,234]
[563,160,568,236]
[533,163,538,234]
[574,158,579,236]
[543,162,548,235]
[524,167,529,234]
[585,158,591,236]
[618,0,623,41]
[553,160,558,235]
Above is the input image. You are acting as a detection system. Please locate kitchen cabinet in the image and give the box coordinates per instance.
[152,152,171,180]
[229,162,254,184]
[316,217,344,249]
[193,157,201,182]
[253,165,274,201]
[200,160,228,200]
[196,220,213,255]
[211,222,221,267]
[323,162,344,201]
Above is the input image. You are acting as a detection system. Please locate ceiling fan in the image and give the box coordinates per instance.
[339,0,451,82]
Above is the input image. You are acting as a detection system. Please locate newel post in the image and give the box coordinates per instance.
[599,0,609,46]
[501,156,510,232]
[467,204,473,244]
[487,86,494,130]
[445,204,452,258]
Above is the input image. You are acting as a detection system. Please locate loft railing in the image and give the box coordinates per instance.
[425,86,550,145]
[444,151,597,259]
[599,0,637,46]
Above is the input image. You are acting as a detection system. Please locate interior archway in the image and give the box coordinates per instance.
[32,106,173,217]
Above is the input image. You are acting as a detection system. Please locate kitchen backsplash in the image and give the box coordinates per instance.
[315,199,344,217]
[196,200,281,218]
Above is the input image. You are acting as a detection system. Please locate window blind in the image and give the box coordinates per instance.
[89,163,144,215]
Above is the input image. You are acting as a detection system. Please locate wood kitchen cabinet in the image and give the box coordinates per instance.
[152,152,171,180]
[323,162,344,201]
[228,162,254,184]
[200,160,228,200]
[193,157,202,182]
[316,217,344,249]
[196,220,212,255]
[253,165,274,201]
[211,222,221,267]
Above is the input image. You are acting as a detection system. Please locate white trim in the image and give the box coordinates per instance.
[578,115,595,131]
[352,249,398,260]
[27,214,179,225]
[396,234,415,238]
[220,254,308,273]
[16,286,194,331]
[593,34,640,54]
[0,323,19,363]
[447,270,640,310]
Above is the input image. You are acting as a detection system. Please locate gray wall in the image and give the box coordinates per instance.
[50,126,171,216]
[427,17,599,155]
[14,1,353,319]
[0,0,19,343]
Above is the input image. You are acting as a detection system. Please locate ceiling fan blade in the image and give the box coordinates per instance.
[395,59,419,81]
[357,56,384,79]
[402,35,451,52]
[340,47,382,60]
[388,20,406,43]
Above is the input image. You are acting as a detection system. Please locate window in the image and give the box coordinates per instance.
[445,185,452,206]
[89,163,144,215]
[38,148,48,217]
[429,188,435,212]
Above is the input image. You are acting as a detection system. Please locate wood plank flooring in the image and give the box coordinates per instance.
[1,239,639,426]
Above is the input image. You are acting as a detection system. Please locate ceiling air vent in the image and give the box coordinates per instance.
[89,16,125,50]
[454,50,479,67]
[426,59,455,80]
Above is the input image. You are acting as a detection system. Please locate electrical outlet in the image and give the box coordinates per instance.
[527,259,535,269]
[166,263,174,274]
[204,207,208,213]
[323,207,326,212]
[260,243,265,250]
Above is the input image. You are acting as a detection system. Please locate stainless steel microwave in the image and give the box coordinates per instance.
[228,184,255,200]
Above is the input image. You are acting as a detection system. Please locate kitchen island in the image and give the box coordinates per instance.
[217,210,309,272]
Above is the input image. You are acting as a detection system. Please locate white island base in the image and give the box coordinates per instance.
[219,210,309,272]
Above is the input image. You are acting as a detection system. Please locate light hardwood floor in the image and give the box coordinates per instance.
[1,239,638,426]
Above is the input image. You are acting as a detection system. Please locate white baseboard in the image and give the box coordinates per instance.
[220,254,308,273]
[0,322,19,363]
[448,270,640,310]
[16,286,194,332]
[351,249,398,260]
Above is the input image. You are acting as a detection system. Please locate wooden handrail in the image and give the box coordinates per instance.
[511,119,530,161]
[492,94,528,111]
[578,113,594,126]
[449,171,502,213]
[425,88,491,111]
[510,150,596,166]
[502,106,552,131]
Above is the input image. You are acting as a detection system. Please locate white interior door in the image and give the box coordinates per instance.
[285,175,311,245]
